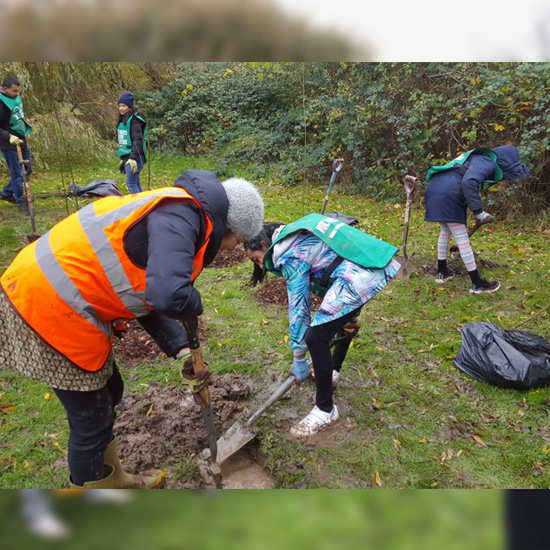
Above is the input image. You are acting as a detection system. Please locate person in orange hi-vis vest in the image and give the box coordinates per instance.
[0,169,264,489]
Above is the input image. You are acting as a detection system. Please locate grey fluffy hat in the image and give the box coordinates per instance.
[221,177,264,241]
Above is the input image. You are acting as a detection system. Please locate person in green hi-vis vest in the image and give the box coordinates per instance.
[424,146,529,294]
[244,216,400,439]
[115,92,146,194]
[0,76,32,214]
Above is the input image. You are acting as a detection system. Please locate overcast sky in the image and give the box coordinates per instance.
[272,0,550,61]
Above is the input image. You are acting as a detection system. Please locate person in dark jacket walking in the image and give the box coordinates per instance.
[115,92,146,194]
[424,146,529,294]
[0,76,32,213]
[0,170,264,489]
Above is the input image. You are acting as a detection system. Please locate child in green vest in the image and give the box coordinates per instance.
[115,92,146,194]
[245,217,400,438]
[424,146,529,294]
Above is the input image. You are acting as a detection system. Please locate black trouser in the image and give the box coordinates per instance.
[304,308,361,413]
[53,364,124,486]
[506,490,549,550]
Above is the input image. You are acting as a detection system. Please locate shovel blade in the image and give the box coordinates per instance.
[216,421,258,465]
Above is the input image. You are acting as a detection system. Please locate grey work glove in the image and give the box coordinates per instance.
[475,211,494,225]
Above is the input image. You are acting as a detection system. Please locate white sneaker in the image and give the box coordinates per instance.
[307,359,340,388]
[27,514,70,539]
[290,405,339,439]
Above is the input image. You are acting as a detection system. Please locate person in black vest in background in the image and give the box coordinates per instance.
[424,146,529,294]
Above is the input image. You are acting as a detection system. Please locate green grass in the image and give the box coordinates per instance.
[1,156,550,489]
[0,490,504,549]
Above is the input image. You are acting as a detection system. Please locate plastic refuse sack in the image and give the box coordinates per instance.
[453,321,550,389]
[68,179,123,198]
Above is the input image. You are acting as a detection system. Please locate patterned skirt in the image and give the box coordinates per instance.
[0,291,114,391]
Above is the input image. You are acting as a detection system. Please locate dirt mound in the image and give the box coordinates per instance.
[254,277,322,309]
[206,248,246,269]
[114,374,253,488]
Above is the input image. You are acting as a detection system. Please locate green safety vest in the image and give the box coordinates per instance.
[0,94,32,137]
[264,213,398,296]
[115,114,147,158]
[425,148,503,190]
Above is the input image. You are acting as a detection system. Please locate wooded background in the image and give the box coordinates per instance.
[2,62,548,215]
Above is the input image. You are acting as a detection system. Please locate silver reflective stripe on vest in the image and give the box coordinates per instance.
[77,189,190,317]
[34,233,113,339]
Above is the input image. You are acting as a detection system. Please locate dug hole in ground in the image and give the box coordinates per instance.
[110,248,348,488]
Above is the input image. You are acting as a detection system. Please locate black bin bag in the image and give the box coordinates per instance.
[453,322,550,389]
[68,179,123,198]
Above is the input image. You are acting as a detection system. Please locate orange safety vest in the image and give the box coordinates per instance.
[0,187,213,372]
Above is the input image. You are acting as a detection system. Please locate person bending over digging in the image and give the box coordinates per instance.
[0,170,264,490]
[244,214,400,439]
[424,145,529,294]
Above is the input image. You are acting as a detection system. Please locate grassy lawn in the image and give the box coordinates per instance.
[1,156,550,489]
[0,490,504,549]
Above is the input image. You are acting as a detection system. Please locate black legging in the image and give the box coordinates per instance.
[53,364,124,486]
[304,308,361,413]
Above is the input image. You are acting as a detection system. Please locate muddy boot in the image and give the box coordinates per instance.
[105,437,164,488]
[69,465,116,489]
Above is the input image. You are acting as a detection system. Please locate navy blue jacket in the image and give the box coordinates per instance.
[123,169,229,356]
[424,146,528,224]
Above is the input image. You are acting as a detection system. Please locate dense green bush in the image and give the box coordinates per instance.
[2,62,549,215]
[144,62,550,215]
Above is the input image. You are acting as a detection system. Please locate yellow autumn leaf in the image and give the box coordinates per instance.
[146,404,154,417]
[393,439,402,448]
[155,469,167,486]
[284,334,289,343]
[418,438,427,444]
[52,441,68,455]
[473,434,486,447]
[375,471,382,487]
[262,318,269,325]
[44,392,54,400]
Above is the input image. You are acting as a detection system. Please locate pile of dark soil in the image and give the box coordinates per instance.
[205,247,246,269]
[254,276,322,309]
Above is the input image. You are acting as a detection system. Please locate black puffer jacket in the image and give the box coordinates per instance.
[125,169,228,356]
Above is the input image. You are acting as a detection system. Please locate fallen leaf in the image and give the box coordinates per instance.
[375,471,382,487]
[52,441,68,455]
[418,438,427,444]
[155,469,167,486]
[473,434,486,447]
[44,393,54,400]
